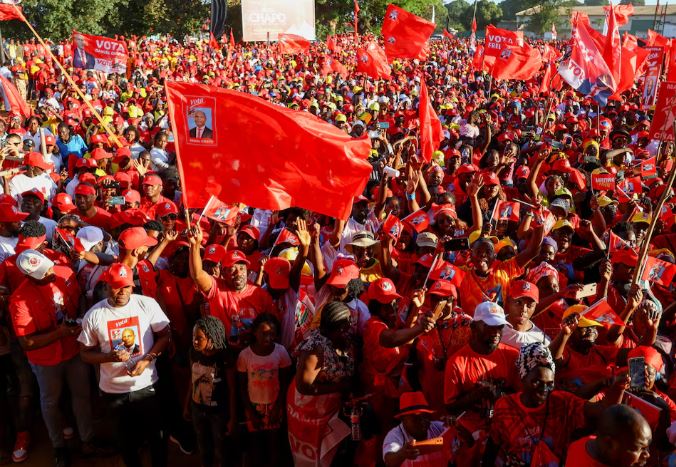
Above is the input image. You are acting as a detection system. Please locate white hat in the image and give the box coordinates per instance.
[76,226,104,252]
[473,302,511,327]
[16,249,54,280]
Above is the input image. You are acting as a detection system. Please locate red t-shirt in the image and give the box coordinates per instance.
[9,265,81,366]
[80,207,113,232]
[140,195,171,219]
[565,436,608,466]
[205,277,277,350]
[458,258,524,315]
[557,344,619,391]
[361,318,408,398]
[156,270,199,348]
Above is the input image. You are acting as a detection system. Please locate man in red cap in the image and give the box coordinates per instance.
[501,280,549,349]
[0,203,28,262]
[74,183,113,232]
[8,152,56,202]
[139,174,171,219]
[79,263,170,467]
[117,226,162,298]
[188,225,276,352]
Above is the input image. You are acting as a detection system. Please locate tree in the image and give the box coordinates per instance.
[464,0,502,31]
[500,0,539,20]
[445,0,470,32]
[584,0,609,5]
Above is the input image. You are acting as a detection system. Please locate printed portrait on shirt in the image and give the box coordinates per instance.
[107,316,142,357]
[191,361,217,405]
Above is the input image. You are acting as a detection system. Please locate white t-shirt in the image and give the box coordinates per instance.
[78,295,170,394]
[0,235,17,263]
[382,421,447,461]
[236,344,291,404]
[8,173,57,203]
[501,322,550,350]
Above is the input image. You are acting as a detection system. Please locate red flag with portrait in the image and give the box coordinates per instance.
[381,213,403,242]
[642,256,676,287]
[492,200,520,223]
[582,299,625,327]
[403,209,430,233]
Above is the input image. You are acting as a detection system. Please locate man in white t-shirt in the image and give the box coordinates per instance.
[78,263,171,467]
[8,152,57,203]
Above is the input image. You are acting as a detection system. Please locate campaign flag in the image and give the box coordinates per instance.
[382,213,403,242]
[492,200,520,223]
[604,4,634,26]
[321,57,347,78]
[641,157,657,178]
[619,176,643,195]
[591,172,616,191]
[603,3,622,86]
[202,195,240,224]
[326,35,338,52]
[649,81,676,142]
[403,209,430,233]
[557,18,616,107]
[543,44,561,62]
[381,4,435,60]
[0,74,30,118]
[647,29,670,48]
[278,34,311,54]
[533,207,556,235]
[275,228,300,247]
[668,45,676,82]
[582,298,625,327]
[624,393,662,430]
[165,81,372,220]
[608,230,631,253]
[641,47,665,109]
[0,2,23,21]
[418,78,443,163]
[430,260,466,288]
[484,25,522,62]
[551,23,557,41]
[611,39,650,98]
[642,256,676,287]
[230,29,236,49]
[539,62,555,94]
[472,45,485,72]
[356,42,391,80]
[209,33,219,50]
[210,0,228,40]
[443,29,454,40]
[490,43,542,81]
[71,31,128,74]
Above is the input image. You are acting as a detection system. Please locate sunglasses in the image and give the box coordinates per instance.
[162,214,178,221]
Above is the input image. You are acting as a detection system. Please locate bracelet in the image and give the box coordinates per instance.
[406,192,416,201]
[144,352,158,362]
[525,211,535,218]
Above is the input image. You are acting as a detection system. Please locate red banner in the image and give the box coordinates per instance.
[641,46,664,109]
[165,81,372,219]
[649,81,676,142]
[71,31,128,74]
[642,256,676,287]
[492,200,520,223]
[582,299,624,328]
[591,172,616,191]
[641,157,657,178]
[484,25,522,58]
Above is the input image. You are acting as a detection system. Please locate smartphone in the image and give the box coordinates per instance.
[629,356,646,391]
[108,196,126,206]
[443,237,470,251]
[368,130,380,139]
[378,121,390,129]
[575,283,598,300]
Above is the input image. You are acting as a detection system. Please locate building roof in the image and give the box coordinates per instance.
[516,4,676,17]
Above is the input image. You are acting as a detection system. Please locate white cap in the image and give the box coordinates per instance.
[16,249,54,280]
[473,302,511,327]
[76,226,104,252]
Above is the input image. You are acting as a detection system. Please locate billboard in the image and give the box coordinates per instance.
[241,0,316,42]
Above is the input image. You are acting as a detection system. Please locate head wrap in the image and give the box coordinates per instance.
[516,342,556,379]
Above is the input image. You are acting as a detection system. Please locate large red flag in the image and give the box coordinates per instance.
[418,78,442,163]
[278,34,310,54]
[0,75,30,118]
[642,256,676,287]
[603,4,622,87]
[0,4,24,22]
[647,29,670,48]
[321,57,347,79]
[165,82,372,219]
[490,43,542,81]
[649,81,676,142]
[356,42,391,80]
[603,4,634,26]
[381,4,435,60]
[610,33,650,99]
[471,45,485,72]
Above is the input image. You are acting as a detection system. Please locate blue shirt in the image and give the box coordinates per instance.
[56,134,88,161]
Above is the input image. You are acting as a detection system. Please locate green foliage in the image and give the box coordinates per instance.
[584,0,609,5]
[500,0,538,20]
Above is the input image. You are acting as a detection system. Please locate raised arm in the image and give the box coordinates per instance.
[188,225,213,294]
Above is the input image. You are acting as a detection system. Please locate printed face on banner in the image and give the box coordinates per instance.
[186,97,217,146]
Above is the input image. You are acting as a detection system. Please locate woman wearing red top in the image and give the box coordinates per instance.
[484,342,628,466]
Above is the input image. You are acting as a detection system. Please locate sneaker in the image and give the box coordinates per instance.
[169,434,195,455]
[53,447,70,467]
[11,431,29,463]
[62,427,74,441]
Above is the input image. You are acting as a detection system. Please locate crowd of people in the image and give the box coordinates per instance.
[0,28,672,467]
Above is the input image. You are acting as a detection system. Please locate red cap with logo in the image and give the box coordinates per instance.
[101,263,135,288]
[24,152,52,170]
[365,278,402,304]
[326,257,360,287]
[118,227,158,250]
[155,201,178,218]
[264,257,291,289]
[508,280,539,302]
[74,183,97,196]
[52,193,77,213]
[142,174,163,186]
[0,204,29,223]
[203,244,226,263]
[221,250,250,268]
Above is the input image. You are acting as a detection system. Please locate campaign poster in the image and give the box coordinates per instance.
[641,46,664,110]
[107,316,143,357]
[241,0,316,42]
[649,81,676,143]
[186,96,217,146]
[71,31,128,74]
[484,25,522,58]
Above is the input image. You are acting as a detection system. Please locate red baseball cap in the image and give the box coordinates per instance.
[90,133,107,144]
[44,135,56,146]
[114,171,132,188]
[0,204,29,223]
[365,278,402,304]
[111,209,149,229]
[264,257,291,290]
[0,194,17,207]
[16,233,47,253]
[238,225,260,241]
[101,263,134,288]
[203,244,226,263]
[23,152,52,170]
[21,189,45,204]
[326,257,360,287]
[74,183,97,196]
[508,280,539,302]
[481,171,500,186]
[52,193,77,213]
[221,250,250,268]
[142,174,163,186]
[75,158,98,169]
[123,189,141,204]
[155,200,178,218]
[118,227,158,250]
[90,148,112,161]
[428,279,458,299]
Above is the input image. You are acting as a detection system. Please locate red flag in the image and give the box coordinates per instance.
[202,195,240,224]
[582,299,625,328]
[418,78,442,163]
[165,81,372,219]
[430,261,466,288]
[591,172,616,191]
[610,42,650,98]
[641,157,657,178]
[492,200,520,223]
[354,0,360,14]
[603,3,622,87]
[443,29,454,40]
[0,4,24,21]
[0,75,30,119]
[542,44,561,62]
[471,45,485,72]
[402,209,430,233]
[278,34,310,54]
[230,29,235,49]
[209,32,219,50]
[320,57,347,78]
[647,29,670,48]
[642,256,676,287]
[624,393,662,430]
[533,207,556,235]
[490,43,542,81]
[471,18,477,33]
[276,228,300,247]
[326,35,337,52]
[649,81,676,143]
[539,62,554,94]
[618,176,643,195]
[608,231,631,254]
[668,44,676,82]
[484,25,522,59]
[382,213,403,242]
[381,4,435,60]
[356,42,391,80]
[604,4,634,26]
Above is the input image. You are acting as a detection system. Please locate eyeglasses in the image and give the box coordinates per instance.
[162,214,178,221]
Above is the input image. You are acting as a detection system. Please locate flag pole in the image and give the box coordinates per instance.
[11,5,122,148]
[631,119,676,287]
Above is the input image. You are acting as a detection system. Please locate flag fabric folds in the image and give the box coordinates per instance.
[0,75,30,118]
[165,81,372,220]
[418,78,442,163]
[490,43,542,81]
[0,3,24,22]
[381,4,435,60]
[356,42,391,80]
[278,34,311,54]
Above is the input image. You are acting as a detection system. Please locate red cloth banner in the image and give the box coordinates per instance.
[71,31,128,74]
[641,47,664,109]
[165,81,372,220]
[591,172,616,191]
[484,25,522,58]
[0,3,24,21]
[356,42,391,80]
[278,34,311,54]
[381,4,435,60]
[649,81,676,142]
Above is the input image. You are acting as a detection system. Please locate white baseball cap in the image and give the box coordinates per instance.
[76,226,104,252]
[473,302,511,327]
[16,249,55,280]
